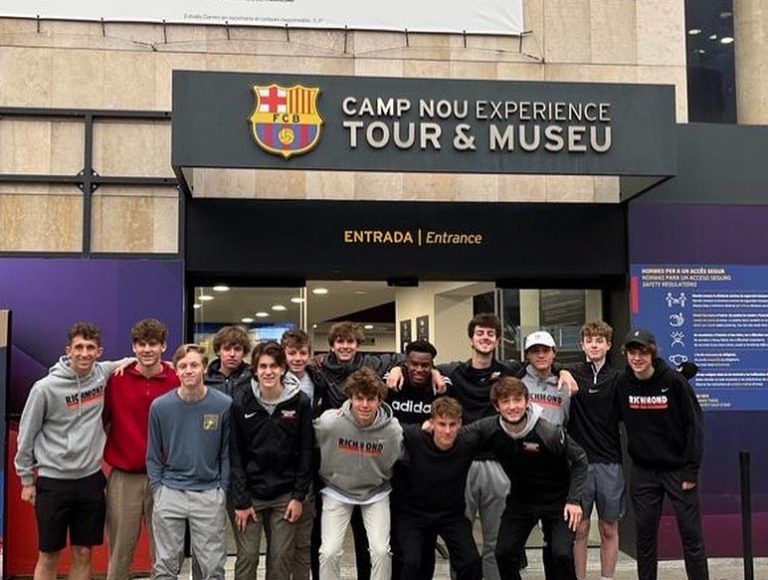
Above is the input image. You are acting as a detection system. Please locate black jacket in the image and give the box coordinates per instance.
[205,360,252,398]
[568,361,621,464]
[616,358,704,481]
[307,351,404,412]
[472,412,588,511]
[229,382,314,509]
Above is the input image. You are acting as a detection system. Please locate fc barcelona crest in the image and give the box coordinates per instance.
[249,84,323,159]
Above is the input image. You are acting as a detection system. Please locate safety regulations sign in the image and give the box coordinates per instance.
[631,264,768,411]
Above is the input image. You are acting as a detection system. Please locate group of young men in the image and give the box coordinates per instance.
[15,313,708,580]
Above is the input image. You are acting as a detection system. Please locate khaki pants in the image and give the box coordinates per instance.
[233,492,299,580]
[106,469,154,580]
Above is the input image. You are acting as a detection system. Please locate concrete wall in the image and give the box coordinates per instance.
[0,1,688,253]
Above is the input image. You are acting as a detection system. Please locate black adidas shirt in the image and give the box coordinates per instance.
[568,361,621,464]
[385,365,453,425]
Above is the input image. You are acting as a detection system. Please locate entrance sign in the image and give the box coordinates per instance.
[0,0,524,35]
[186,199,627,282]
[173,71,677,177]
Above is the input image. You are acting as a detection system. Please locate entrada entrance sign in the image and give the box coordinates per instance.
[173,71,677,177]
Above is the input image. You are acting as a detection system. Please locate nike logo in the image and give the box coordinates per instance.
[244,412,258,419]
[588,389,599,394]
[661,388,669,393]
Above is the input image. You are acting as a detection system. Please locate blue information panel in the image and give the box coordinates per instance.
[631,264,768,411]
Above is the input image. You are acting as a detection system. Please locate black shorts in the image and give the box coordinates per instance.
[35,471,107,552]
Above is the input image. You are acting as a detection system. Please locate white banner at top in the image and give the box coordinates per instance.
[3,0,524,35]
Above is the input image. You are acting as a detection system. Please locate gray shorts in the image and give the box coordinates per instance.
[583,463,626,521]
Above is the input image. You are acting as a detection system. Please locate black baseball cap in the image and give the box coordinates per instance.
[624,328,656,348]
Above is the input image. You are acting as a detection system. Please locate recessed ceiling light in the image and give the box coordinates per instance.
[312,288,329,295]
[193,303,202,309]
[312,324,318,329]
[290,297,305,304]
[256,311,270,318]
[272,304,287,311]
[241,317,254,323]
[688,28,701,35]
[720,36,734,44]
[354,291,367,295]
[364,324,374,330]
[709,34,718,40]
[720,11,732,18]
[694,48,706,54]
[199,294,214,301]
[213,285,230,292]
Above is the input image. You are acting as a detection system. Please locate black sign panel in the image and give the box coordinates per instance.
[173,71,677,176]
[186,199,626,283]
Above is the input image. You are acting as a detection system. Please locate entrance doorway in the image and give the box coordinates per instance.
[191,281,603,363]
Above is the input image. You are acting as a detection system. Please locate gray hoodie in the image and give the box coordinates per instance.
[522,364,570,426]
[251,373,302,415]
[15,356,121,484]
[499,403,543,439]
[314,399,403,502]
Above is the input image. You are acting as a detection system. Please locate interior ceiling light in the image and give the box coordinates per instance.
[312,288,329,295]
[354,290,367,295]
[719,11,732,18]
[272,304,287,311]
[709,34,718,40]
[688,28,702,35]
[193,303,202,309]
[695,48,706,54]
[312,324,318,329]
[241,317,254,323]
[720,36,734,44]
[213,285,230,292]
[364,324,374,330]
[199,294,214,301]
[256,311,270,318]
[290,297,305,303]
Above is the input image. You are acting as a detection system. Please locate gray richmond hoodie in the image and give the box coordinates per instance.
[252,373,302,414]
[15,356,121,485]
[522,364,570,426]
[314,399,403,503]
[499,403,544,439]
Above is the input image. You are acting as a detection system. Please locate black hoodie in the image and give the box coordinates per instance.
[307,351,404,412]
[615,358,704,481]
[229,377,314,509]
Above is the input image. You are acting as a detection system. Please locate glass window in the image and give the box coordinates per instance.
[686,0,736,123]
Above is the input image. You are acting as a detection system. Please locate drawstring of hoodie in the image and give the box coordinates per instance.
[76,372,82,416]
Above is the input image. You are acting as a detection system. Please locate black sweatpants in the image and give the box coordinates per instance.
[495,507,576,580]
[631,465,709,580]
[394,512,481,580]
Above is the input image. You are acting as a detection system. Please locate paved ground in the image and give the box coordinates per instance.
[5,527,763,578]
[172,550,766,579]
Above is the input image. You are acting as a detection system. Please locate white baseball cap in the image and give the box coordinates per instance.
[524,330,556,351]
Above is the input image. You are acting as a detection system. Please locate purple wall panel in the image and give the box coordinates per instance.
[0,258,184,415]
[629,203,768,556]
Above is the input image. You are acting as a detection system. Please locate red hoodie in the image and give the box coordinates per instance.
[103,361,179,473]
